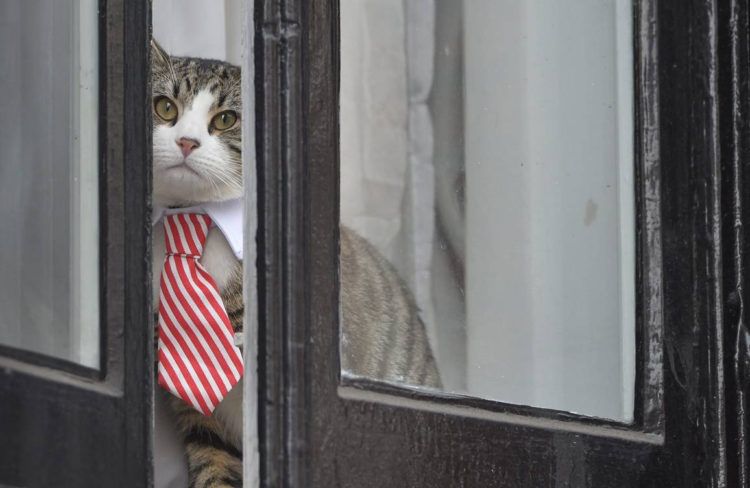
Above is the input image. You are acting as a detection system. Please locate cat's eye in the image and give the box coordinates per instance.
[154,95,178,122]
[211,110,238,131]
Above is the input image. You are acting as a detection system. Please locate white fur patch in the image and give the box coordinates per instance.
[152,88,241,207]
[214,379,243,450]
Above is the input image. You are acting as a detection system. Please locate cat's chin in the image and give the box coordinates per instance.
[163,162,202,178]
[153,174,242,208]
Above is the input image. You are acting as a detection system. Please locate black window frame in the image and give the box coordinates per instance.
[256,0,747,486]
[0,0,108,381]
[0,1,153,486]
[335,0,664,440]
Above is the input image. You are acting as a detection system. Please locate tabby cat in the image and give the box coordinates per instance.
[151,40,440,488]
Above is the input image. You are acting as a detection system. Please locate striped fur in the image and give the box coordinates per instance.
[168,394,243,488]
[221,265,244,334]
[151,40,242,209]
[340,227,442,389]
[152,40,441,488]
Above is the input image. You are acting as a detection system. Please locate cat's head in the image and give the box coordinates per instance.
[151,40,242,207]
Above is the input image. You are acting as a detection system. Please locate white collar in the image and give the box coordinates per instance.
[152,198,244,259]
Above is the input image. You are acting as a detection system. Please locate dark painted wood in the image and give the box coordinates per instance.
[255,0,308,486]
[257,0,739,486]
[0,1,153,487]
[122,0,154,482]
[658,0,727,485]
[719,0,750,485]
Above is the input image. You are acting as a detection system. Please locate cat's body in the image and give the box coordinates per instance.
[151,41,439,488]
[151,222,245,451]
[340,229,441,387]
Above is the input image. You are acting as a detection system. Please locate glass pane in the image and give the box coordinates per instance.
[339,0,635,422]
[0,0,100,368]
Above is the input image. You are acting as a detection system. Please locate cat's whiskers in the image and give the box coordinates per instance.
[191,153,242,193]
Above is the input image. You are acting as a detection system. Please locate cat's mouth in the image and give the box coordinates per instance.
[163,161,202,177]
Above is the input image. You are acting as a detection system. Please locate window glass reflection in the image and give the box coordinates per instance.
[340,0,635,422]
[0,0,100,368]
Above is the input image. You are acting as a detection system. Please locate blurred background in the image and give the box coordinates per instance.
[153,0,243,65]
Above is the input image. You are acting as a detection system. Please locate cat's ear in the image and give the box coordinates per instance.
[151,39,171,71]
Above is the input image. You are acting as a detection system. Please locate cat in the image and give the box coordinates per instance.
[339,229,442,388]
[151,40,440,488]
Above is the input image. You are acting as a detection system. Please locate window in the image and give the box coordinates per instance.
[339,0,638,422]
[257,0,743,486]
[0,0,745,486]
[0,0,99,368]
[0,1,152,485]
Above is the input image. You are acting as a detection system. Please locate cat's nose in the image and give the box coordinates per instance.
[176,137,200,158]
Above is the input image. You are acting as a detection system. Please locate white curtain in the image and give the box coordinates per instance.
[0,0,99,368]
[340,0,470,392]
[153,0,243,65]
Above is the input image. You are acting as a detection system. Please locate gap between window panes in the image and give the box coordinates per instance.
[240,0,260,484]
[150,1,259,486]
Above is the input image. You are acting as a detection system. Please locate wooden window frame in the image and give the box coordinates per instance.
[0,1,153,486]
[255,0,748,486]
[334,0,664,441]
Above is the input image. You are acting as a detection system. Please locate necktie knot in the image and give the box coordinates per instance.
[163,213,212,258]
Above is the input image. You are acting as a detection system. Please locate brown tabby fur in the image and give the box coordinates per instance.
[340,228,441,388]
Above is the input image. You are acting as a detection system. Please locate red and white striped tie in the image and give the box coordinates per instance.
[157,213,244,415]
